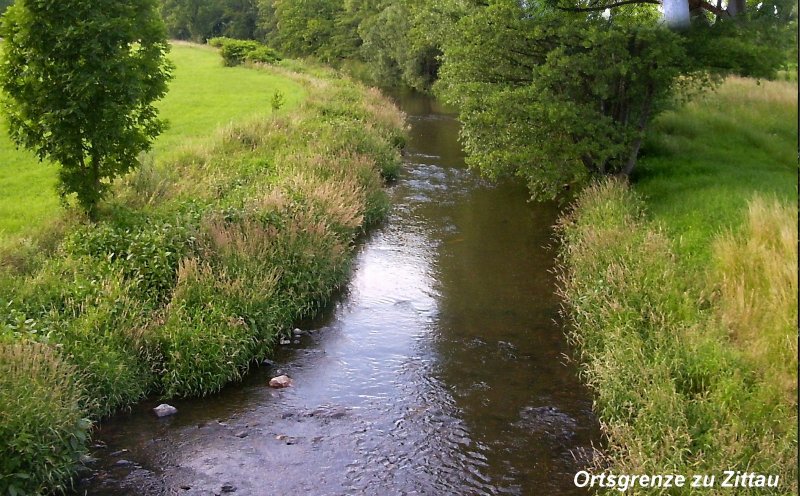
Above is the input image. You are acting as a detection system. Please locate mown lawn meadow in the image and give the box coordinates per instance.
[559,77,797,495]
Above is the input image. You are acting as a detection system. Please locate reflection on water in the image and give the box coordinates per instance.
[77,91,600,496]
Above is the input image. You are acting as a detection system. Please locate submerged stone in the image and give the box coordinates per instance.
[153,404,178,418]
[269,375,292,388]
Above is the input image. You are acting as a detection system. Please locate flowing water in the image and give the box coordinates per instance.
[78,92,600,496]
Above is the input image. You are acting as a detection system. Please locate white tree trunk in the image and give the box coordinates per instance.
[663,0,691,29]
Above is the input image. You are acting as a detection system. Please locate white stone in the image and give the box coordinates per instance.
[153,403,178,417]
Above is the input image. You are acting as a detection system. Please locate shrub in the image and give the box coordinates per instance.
[63,214,201,302]
[0,343,90,495]
[219,39,261,66]
[246,46,282,65]
[207,36,233,48]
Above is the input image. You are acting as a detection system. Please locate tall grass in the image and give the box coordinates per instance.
[712,197,798,401]
[559,76,797,494]
[0,47,406,494]
[0,343,91,495]
[559,181,797,495]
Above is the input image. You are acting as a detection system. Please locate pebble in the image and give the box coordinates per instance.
[221,483,237,493]
[113,459,133,467]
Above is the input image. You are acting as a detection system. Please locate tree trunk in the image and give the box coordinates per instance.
[726,0,745,17]
[618,84,655,178]
[663,0,691,29]
[87,148,101,222]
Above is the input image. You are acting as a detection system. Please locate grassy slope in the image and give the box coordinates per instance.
[559,77,797,495]
[0,42,305,240]
[635,77,797,264]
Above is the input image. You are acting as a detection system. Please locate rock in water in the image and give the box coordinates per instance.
[269,375,292,388]
[153,404,178,418]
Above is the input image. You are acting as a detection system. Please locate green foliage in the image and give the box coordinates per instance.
[269,0,360,62]
[246,45,282,65]
[358,1,442,90]
[435,0,794,200]
[208,36,235,48]
[270,90,286,114]
[63,214,201,301]
[0,343,90,495]
[436,1,704,200]
[219,38,261,65]
[213,37,282,66]
[161,0,260,42]
[0,0,173,219]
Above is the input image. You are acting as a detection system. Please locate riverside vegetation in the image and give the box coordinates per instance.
[558,77,797,495]
[0,43,405,494]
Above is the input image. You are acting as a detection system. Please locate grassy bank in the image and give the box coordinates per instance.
[0,48,405,494]
[559,77,797,494]
[0,42,305,243]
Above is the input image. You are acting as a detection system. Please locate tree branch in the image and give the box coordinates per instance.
[557,0,660,12]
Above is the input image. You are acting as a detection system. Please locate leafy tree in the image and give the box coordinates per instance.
[161,0,259,42]
[359,0,443,90]
[270,0,343,59]
[1,0,173,219]
[435,0,793,200]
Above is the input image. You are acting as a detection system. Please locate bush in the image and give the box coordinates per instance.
[0,343,90,495]
[245,46,282,65]
[207,36,233,48]
[63,213,201,302]
[219,39,261,66]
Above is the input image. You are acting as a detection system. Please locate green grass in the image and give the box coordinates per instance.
[559,77,798,495]
[635,76,797,264]
[0,42,305,241]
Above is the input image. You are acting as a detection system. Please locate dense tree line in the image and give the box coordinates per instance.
[158,0,443,89]
[158,0,792,193]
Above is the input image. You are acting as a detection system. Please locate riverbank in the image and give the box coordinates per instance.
[0,46,405,494]
[558,77,797,494]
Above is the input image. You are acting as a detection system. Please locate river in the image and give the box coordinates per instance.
[77,91,600,496]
